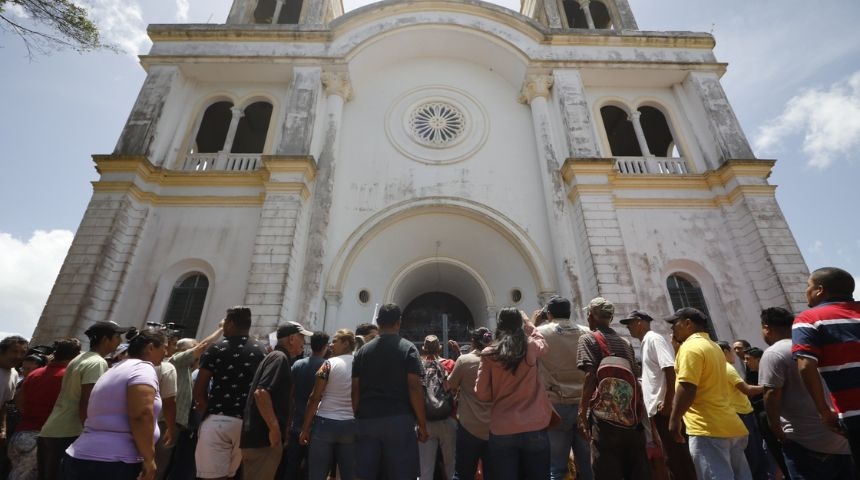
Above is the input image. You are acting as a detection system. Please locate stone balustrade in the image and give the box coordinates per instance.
[181,153,262,172]
[616,157,689,175]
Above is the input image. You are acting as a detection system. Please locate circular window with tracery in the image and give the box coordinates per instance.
[408,102,466,148]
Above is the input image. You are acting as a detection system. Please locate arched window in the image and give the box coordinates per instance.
[638,106,677,158]
[163,273,209,339]
[667,274,717,340]
[563,0,589,28]
[191,101,233,154]
[563,0,613,29]
[231,101,273,153]
[589,1,613,29]
[254,0,303,24]
[601,105,642,156]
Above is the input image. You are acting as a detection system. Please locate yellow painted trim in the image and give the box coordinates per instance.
[91,154,316,204]
[92,181,266,206]
[610,184,777,209]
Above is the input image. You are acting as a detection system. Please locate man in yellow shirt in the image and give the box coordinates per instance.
[666,308,751,480]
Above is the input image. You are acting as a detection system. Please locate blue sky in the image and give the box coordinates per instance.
[1,0,858,336]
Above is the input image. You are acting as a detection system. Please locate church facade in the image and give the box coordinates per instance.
[33,0,809,345]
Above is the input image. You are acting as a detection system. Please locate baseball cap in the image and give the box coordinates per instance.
[545,296,571,318]
[84,321,130,337]
[619,310,654,325]
[583,297,615,317]
[664,307,709,327]
[276,321,313,338]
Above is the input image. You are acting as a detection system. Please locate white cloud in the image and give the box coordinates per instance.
[4,3,29,18]
[77,0,151,57]
[176,0,190,22]
[810,240,823,253]
[0,230,74,338]
[755,71,860,169]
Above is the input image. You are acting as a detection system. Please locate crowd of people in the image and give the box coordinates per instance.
[0,266,858,480]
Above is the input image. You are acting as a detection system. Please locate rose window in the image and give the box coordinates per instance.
[408,102,466,147]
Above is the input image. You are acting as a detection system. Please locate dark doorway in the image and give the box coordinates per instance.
[401,292,474,346]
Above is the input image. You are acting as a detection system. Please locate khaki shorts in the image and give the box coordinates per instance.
[195,414,243,478]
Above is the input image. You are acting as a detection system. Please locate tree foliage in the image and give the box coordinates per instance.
[0,0,113,57]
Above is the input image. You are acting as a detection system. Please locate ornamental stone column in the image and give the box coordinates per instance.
[272,0,285,24]
[519,74,571,299]
[579,0,596,29]
[298,70,353,329]
[628,110,653,158]
[220,106,245,157]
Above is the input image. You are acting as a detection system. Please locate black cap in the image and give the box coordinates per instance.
[276,321,313,339]
[620,310,654,325]
[545,296,571,318]
[664,307,709,327]
[84,321,130,337]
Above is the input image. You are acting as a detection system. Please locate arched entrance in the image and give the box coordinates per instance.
[401,292,474,345]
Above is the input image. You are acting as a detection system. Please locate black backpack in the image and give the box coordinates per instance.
[423,358,454,421]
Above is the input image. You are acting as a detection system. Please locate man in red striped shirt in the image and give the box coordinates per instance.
[792,266,860,463]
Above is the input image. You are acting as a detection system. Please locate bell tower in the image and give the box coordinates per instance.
[227,0,344,25]
[522,0,638,30]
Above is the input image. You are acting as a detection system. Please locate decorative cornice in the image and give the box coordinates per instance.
[518,74,554,104]
[562,157,778,208]
[91,154,316,204]
[320,71,353,101]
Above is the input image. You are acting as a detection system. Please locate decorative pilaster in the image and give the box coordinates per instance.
[34,177,150,344]
[684,72,755,165]
[553,70,601,158]
[114,65,179,160]
[297,70,353,329]
[278,67,323,155]
[519,73,571,299]
[323,292,342,330]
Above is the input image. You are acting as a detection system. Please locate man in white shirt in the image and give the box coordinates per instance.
[622,310,696,480]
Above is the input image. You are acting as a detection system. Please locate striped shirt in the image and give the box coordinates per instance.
[792,301,860,429]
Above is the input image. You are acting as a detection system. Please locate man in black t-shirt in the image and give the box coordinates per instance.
[193,307,267,480]
[240,321,311,479]
[351,303,427,479]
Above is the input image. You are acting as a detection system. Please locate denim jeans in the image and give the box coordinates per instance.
[688,435,752,480]
[547,403,593,480]
[453,423,488,480]
[487,429,550,480]
[739,412,768,479]
[781,440,857,480]
[60,454,141,480]
[355,414,419,480]
[308,416,356,480]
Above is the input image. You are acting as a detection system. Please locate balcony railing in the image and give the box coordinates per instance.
[181,153,261,172]
[616,157,689,175]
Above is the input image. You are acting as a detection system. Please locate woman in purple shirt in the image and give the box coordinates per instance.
[61,328,167,480]
[475,308,552,480]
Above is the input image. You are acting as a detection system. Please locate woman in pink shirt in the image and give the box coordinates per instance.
[475,308,552,479]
